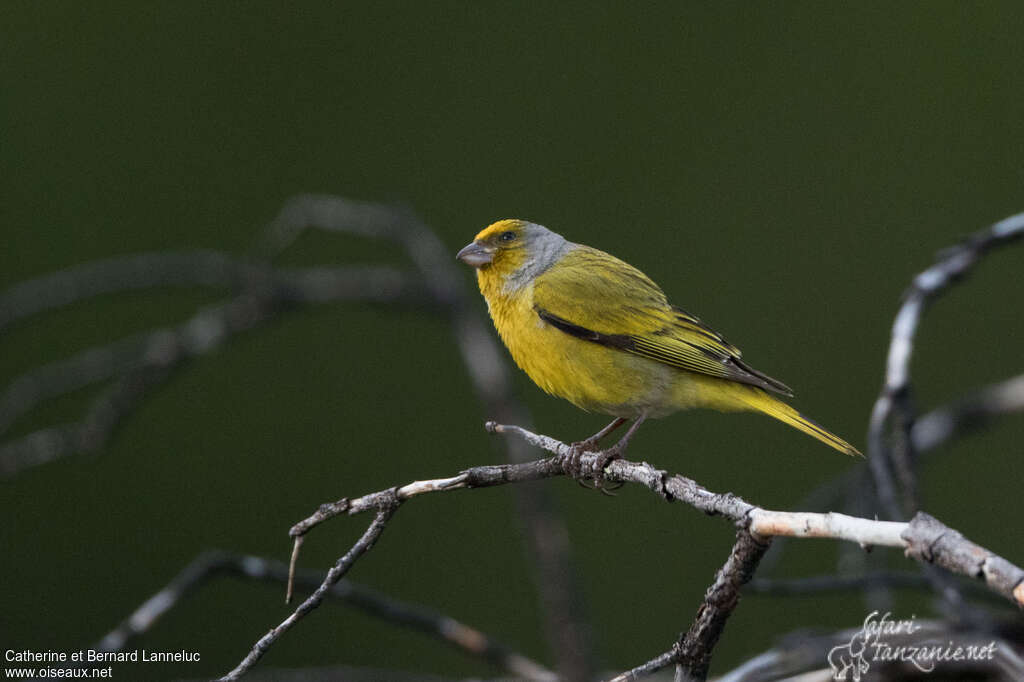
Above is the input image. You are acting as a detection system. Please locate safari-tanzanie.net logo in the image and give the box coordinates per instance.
[827,611,997,680]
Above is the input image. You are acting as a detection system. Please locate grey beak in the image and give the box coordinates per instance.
[456,241,493,267]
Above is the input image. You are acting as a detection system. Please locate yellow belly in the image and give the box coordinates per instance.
[485,281,698,417]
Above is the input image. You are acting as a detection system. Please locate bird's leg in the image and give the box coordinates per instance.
[592,415,647,489]
[565,417,627,483]
[573,417,627,453]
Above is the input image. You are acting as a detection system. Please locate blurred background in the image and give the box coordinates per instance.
[2,3,1023,680]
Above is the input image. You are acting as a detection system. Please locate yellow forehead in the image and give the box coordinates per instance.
[474,219,527,242]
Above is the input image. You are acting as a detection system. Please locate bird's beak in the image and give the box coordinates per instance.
[456,241,493,268]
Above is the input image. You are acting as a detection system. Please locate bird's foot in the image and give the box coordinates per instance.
[589,415,643,491]
[591,447,624,493]
[562,440,591,484]
[561,441,623,494]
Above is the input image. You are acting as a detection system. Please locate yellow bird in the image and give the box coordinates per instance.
[457,219,860,475]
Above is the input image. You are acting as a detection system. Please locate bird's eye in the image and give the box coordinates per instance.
[500,231,517,242]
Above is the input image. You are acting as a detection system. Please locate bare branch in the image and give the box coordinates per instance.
[858,213,1024,621]
[912,373,1024,453]
[673,529,770,680]
[748,511,905,546]
[0,266,423,478]
[226,422,1024,679]
[607,529,770,682]
[867,211,1024,520]
[0,251,252,331]
[220,505,398,681]
[606,649,677,682]
[0,247,423,329]
[0,333,152,437]
[902,512,1024,607]
[95,550,555,682]
[485,423,1024,609]
[0,363,172,478]
[758,374,1024,609]
[763,370,1024,588]
[748,570,1011,605]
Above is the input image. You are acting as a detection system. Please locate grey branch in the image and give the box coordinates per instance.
[489,424,1024,610]
[220,506,398,681]
[867,211,1024,520]
[756,370,1024,608]
[0,251,426,330]
[672,530,771,680]
[614,530,771,682]
[748,570,1010,605]
[902,512,1024,608]
[225,421,1024,680]
[0,251,252,332]
[912,373,1024,454]
[0,265,422,478]
[94,550,554,682]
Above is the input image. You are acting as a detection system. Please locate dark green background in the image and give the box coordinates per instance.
[3,3,1023,680]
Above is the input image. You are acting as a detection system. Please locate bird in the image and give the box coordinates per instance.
[457,219,860,481]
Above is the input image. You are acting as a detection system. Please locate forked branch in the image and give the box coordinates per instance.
[223,422,1024,680]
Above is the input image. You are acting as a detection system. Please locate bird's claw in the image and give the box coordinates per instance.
[592,447,623,491]
[562,441,588,480]
[561,442,623,493]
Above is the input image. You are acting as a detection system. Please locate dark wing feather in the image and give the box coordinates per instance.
[532,246,793,396]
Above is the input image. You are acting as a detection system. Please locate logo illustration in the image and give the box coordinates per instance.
[827,624,870,681]
[827,611,997,680]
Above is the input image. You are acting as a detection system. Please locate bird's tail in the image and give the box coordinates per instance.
[734,387,861,457]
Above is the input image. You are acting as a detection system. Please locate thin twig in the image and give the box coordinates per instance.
[0,251,254,331]
[912,373,1024,454]
[220,505,398,681]
[606,650,677,682]
[0,332,153,437]
[673,529,771,680]
[94,550,555,682]
[748,570,1011,606]
[0,266,423,478]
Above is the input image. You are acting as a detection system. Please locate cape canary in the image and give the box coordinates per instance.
[457,220,860,469]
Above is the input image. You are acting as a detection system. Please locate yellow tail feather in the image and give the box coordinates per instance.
[735,387,862,457]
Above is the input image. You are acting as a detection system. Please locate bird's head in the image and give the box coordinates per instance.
[457,219,569,290]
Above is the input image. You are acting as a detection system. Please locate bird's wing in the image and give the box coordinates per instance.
[532,245,792,396]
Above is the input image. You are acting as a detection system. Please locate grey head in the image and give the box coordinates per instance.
[456,219,573,291]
